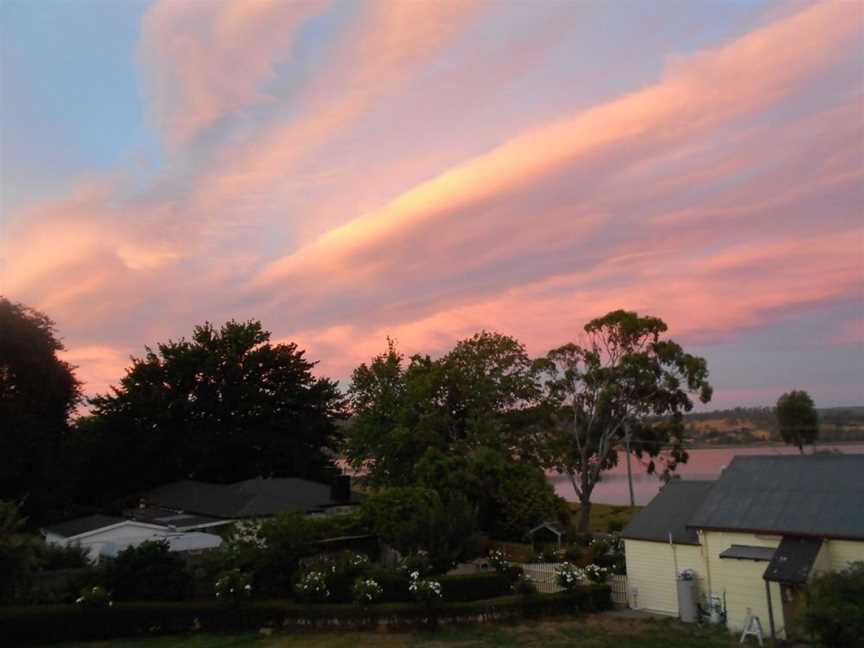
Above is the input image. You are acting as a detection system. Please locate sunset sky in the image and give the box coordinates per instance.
[1,0,862,409]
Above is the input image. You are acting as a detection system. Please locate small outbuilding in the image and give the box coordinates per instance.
[527,522,566,549]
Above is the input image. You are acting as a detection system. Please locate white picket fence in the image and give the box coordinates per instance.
[516,563,628,607]
[519,562,564,593]
[609,574,628,607]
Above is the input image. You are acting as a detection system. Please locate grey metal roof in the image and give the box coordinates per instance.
[687,455,864,540]
[144,477,363,519]
[44,514,128,538]
[763,536,823,584]
[622,480,714,545]
[719,545,776,561]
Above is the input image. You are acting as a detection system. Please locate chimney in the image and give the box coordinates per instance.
[331,475,351,502]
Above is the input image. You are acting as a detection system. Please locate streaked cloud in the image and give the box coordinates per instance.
[1,1,861,407]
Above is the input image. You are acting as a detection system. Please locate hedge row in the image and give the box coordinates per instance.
[0,585,611,644]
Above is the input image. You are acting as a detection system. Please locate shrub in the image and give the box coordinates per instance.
[438,572,513,602]
[103,540,190,601]
[606,518,624,533]
[294,570,330,603]
[399,550,432,578]
[37,543,90,570]
[214,569,252,603]
[408,574,442,607]
[554,562,586,592]
[352,577,383,607]
[804,562,864,647]
[583,564,608,583]
[511,571,537,596]
[365,566,410,602]
[75,585,112,609]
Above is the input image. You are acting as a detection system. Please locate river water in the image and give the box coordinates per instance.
[549,444,864,505]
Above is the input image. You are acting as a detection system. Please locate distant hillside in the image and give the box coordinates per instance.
[683,406,864,446]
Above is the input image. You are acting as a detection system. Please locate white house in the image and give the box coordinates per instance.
[622,455,864,642]
[42,514,222,562]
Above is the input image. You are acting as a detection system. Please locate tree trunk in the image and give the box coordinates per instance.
[577,491,593,533]
[626,435,635,507]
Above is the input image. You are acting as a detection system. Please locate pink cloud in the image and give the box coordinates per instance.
[139,0,329,149]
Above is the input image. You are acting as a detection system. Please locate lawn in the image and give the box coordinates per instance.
[569,503,641,534]
[65,614,737,647]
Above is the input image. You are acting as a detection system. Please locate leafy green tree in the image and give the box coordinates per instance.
[0,501,42,601]
[776,390,819,453]
[415,447,565,541]
[345,332,546,487]
[0,298,81,522]
[360,487,478,571]
[541,310,712,531]
[87,320,345,498]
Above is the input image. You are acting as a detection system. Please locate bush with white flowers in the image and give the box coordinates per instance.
[408,570,442,606]
[295,569,331,602]
[488,548,508,572]
[352,577,383,606]
[584,563,608,583]
[554,561,587,592]
[214,569,253,603]
[76,585,113,608]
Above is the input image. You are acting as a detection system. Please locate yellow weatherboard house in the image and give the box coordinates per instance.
[622,454,864,642]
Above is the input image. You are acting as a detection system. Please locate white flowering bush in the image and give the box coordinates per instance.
[488,548,508,572]
[352,577,383,606]
[399,550,432,577]
[554,562,587,592]
[214,569,253,603]
[76,585,112,608]
[584,563,608,583]
[408,571,442,606]
[295,570,331,602]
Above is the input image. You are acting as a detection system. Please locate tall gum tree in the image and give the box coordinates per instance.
[541,310,712,532]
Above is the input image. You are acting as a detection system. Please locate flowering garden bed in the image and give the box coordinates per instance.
[0,585,610,644]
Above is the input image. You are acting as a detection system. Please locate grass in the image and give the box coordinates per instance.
[569,503,641,534]
[63,615,738,647]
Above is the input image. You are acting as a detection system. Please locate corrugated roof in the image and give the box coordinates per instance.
[622,480,714,545]
[763,536,823,584]
[687,455,864,540]
[44,514,132,538]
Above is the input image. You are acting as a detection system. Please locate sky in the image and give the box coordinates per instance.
[1,0,862,410]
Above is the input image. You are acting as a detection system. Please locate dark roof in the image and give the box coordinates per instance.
[719,545,776,561]
[687,455,864,540]
[145,477,363,519]
[763,536,823,584]
[44,514,128,538]
[127,507,230,530]
[622,480,714,545]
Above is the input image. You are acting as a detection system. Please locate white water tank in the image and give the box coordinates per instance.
[677,572,698,623]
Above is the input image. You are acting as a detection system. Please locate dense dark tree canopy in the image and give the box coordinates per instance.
[86,320,345,497]
[345,331,547,487]
[0,298,81,521]
[541,310,712,531]
[345,332,565,539]
[776,389,819,453]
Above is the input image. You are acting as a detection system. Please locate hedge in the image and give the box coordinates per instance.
[0,585,610,644]
[438,572,513,602]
